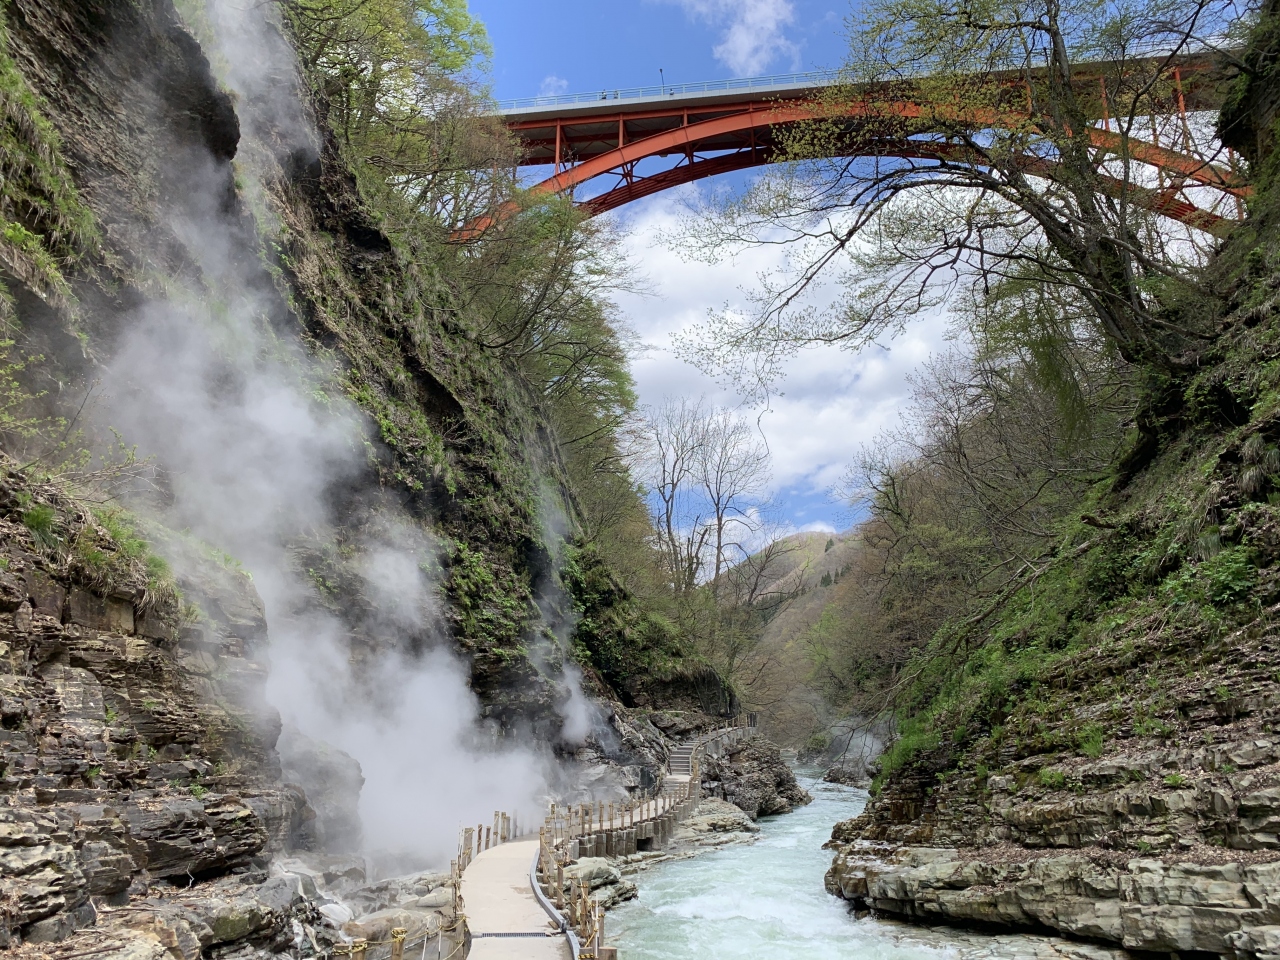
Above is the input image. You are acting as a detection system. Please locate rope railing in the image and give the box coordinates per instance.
[330,912,467,960]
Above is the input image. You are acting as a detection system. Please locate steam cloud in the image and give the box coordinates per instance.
[86,0,604,868]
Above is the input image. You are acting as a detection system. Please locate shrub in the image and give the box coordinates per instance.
[1077,724,1105,759]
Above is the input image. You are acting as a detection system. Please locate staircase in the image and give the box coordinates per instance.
[663,715,759,793]
[669,742,696,777]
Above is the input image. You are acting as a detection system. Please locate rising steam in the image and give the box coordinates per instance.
[85,0,603,868]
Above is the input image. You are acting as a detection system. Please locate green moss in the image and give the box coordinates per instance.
[448,540,529,648]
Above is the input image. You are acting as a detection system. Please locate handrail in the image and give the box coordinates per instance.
[495,44,1224,116]
[529,848,578,960]
[497,70,839,113]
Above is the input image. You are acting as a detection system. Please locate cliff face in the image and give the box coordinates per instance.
[824,14,1280,959]
[0,0,704,729]
[0,465,324,951]
[825,620,1280,956]
[0,0,717,950]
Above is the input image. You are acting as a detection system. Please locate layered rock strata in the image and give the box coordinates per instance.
[825,615,1280,958]
[701,738,813,819]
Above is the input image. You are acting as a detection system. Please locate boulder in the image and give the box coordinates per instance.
[681,797,761,835]
[564,857,621,891]
[343,906,438,942]
[123,795,269,879]
[701,739,812,820]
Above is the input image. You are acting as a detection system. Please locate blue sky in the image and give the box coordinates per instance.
[470,0,852,101]
[466,1,945,535]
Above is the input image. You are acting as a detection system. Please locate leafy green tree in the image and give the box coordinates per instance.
[675,0,1247,396]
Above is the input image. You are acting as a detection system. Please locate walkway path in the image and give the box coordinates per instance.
[460,839,569,960]
[456,719,757,960]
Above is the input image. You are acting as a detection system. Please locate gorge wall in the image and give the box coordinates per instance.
[824,10,1280,958]
[0,0,726,950]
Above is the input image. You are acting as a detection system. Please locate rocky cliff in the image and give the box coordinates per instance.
[0,0,724,950]
[702,739,812,820]
[823,9,1280,958]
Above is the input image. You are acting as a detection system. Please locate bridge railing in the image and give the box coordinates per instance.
[531,714,760,959]
[495,43,1224,116]
[497,71,840,113]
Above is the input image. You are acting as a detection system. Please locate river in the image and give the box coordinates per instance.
[611,773,1115,960]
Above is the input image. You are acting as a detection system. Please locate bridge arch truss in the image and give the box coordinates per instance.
[501,59,1248,237]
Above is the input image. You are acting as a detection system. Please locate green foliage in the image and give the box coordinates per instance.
[1163,772,1187,787]
[1039,769,1067,789]
[448,540,527,647]
[804,731,832,755]
[0,10,98,301]
[75,507,180,609]
[873,717,942,792]
[1161,546,1256,608]
[563,543,724,707]
[21,502,57,547]
[1077,724,1105,759]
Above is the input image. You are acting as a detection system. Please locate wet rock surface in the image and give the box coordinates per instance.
[826,843,1280,958]
[701,739,813,819]
[679,797,762,838]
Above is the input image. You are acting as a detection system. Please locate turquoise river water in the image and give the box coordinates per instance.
[611,773,1097,960]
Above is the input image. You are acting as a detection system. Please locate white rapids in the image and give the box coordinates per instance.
[611,772,1122,960]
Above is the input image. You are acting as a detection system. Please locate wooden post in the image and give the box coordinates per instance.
[352,938,368,960]
[476,824,483,857]
[484,826,491,850]
[390,928,407,960]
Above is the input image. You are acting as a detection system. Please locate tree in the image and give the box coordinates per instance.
[634,399,771,593]
[675,0,1249,400]
[280,0,509,233]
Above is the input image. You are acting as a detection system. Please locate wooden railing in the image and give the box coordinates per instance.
[531,715,759,960]
[333,717,761,960]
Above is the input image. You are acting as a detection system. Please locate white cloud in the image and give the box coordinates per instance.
[800,520,838,533]
[610,186,953,525]
[539,74,569,96]
[661,0,801,75]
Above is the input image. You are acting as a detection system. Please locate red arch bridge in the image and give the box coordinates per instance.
[496,55,1247,238]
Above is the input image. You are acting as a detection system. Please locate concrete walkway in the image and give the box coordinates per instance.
[457,725,753,959]
[460,839,570,960]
